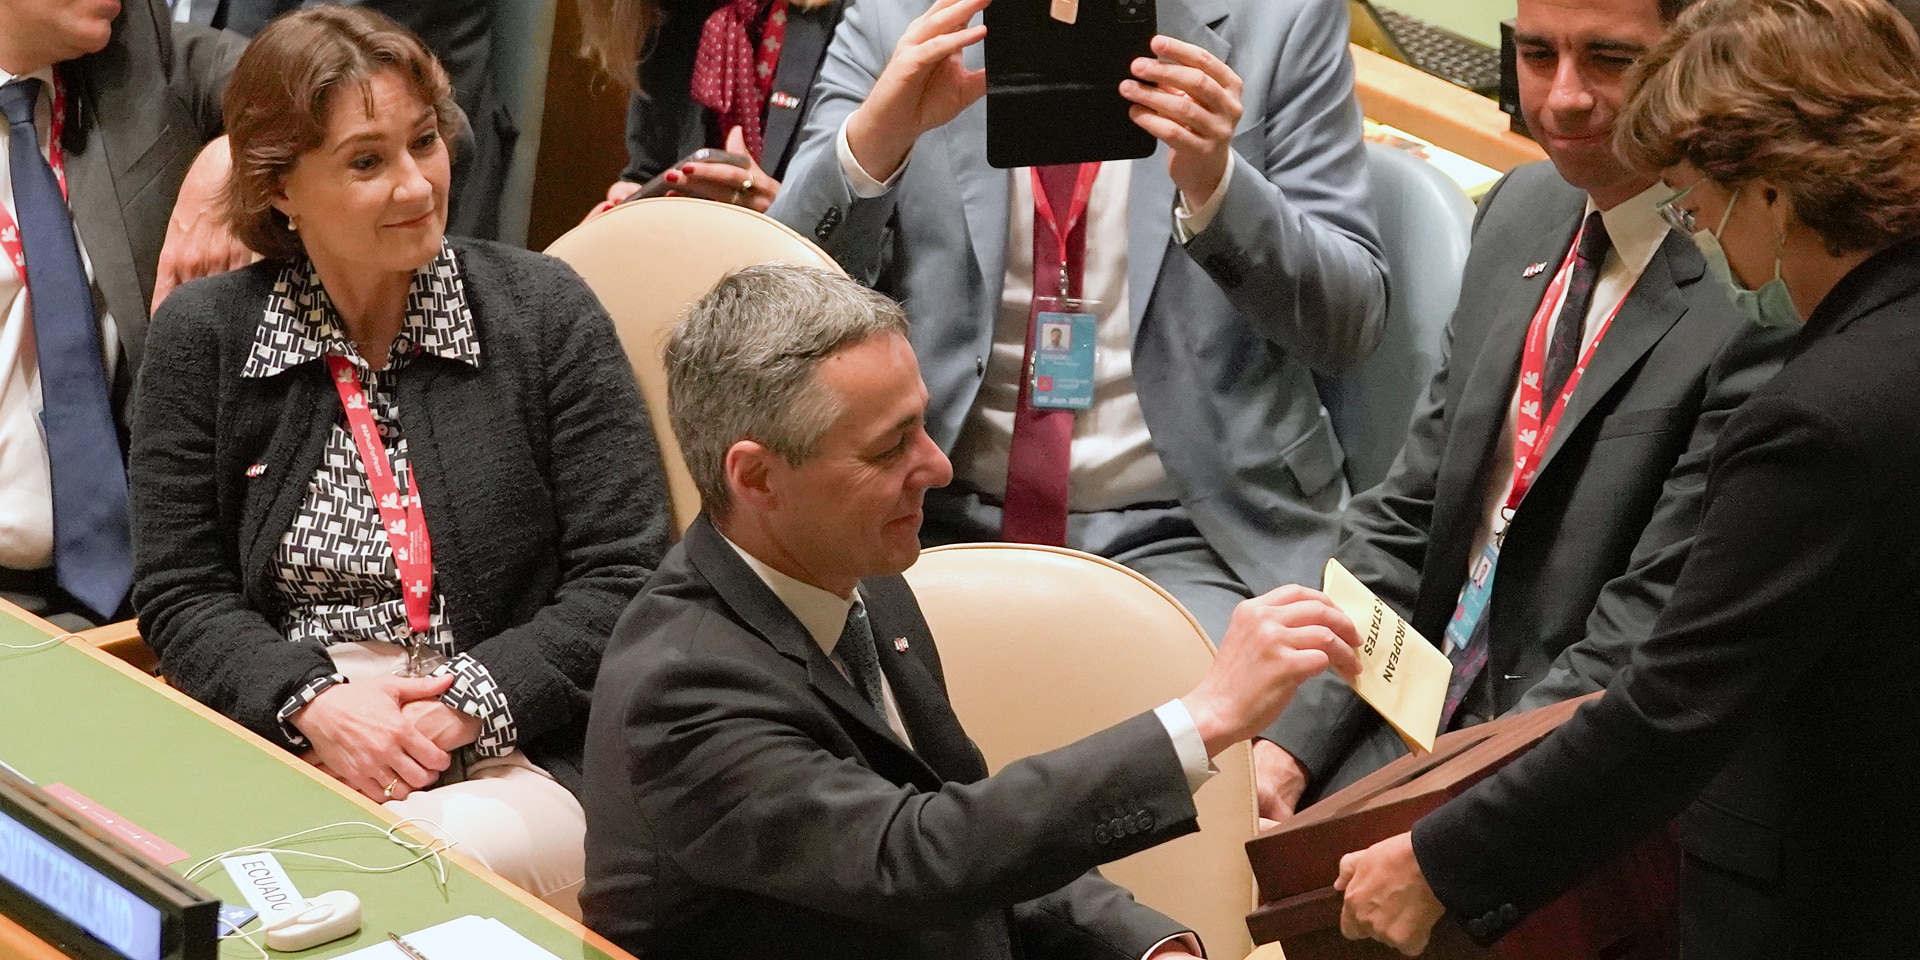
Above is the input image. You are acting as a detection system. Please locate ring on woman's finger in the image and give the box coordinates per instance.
[382,778,399,799]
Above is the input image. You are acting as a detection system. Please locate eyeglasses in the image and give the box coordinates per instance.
[1655,182,1699,234]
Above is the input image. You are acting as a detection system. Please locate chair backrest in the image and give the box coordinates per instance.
[1319,141,1476,492]
[544,197,845,533]
[901,543,1258,957]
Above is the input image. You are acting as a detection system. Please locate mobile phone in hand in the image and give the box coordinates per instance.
[627,148,754,202]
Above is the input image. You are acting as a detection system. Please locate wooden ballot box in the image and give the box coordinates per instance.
[1244,693,1680,960]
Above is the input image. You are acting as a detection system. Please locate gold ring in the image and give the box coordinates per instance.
[382,778,399,799]
[741,174,755,195]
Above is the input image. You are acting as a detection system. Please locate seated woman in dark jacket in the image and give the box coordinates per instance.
[129,6,669,917]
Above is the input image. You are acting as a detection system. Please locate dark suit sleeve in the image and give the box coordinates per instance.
[131,283,337,750]
[1013,869,1191,960]
[1514,317,1791,710]
[168,22,244,140]
[450,258,671,746]
[624,641,1200,932]
[1412,393,1878,938]
[621,11,711,184]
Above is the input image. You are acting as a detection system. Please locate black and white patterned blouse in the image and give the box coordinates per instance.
[249,245,517,760]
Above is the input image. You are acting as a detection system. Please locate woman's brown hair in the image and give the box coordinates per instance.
[222,6,462,261]
[1616,0,1920,253]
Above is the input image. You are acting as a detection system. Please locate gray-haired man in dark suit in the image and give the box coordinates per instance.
[581,264,1365,960]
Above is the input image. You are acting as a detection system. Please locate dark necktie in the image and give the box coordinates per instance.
[2,79,132,620]
[837,602,886,716]
[1542,211,1612,405]
[1000,163,1093,546]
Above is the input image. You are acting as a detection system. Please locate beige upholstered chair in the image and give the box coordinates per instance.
[902,543,1262,957]
[544,197,844,533]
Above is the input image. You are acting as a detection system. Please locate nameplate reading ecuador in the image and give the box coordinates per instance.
[1322,559,1450,753]
[221,852,306,921]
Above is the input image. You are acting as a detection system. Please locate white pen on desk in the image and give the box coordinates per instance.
[387,931,430,960]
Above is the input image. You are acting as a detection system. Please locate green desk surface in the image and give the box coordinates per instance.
[0,608,622,960]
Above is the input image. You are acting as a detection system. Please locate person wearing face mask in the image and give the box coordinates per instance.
[1333,0,1920,956]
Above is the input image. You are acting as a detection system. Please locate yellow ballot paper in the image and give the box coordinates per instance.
[1322,559,1452,753]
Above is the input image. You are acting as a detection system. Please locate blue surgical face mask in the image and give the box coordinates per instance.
[1689,187,1803,328]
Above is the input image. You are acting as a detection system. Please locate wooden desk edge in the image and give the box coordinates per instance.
[0,598,637,960]
[1350,44,1547,174]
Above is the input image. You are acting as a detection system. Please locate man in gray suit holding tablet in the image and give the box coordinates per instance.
[770,0,1388,640]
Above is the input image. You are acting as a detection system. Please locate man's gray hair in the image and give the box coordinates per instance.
[665,264,910,520]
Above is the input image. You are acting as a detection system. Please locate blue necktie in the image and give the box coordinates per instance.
[2,79,133,620]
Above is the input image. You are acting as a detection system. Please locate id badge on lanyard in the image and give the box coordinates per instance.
[1030,298,1098,410]
[1028,165,1101,411]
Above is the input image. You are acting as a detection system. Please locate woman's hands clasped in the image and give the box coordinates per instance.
[293,672,461,803]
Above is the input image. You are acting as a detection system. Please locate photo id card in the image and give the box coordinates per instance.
[1031,310,1098,410]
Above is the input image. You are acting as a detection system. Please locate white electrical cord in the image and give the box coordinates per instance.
[188,818,462,957]
[0,632,76,652]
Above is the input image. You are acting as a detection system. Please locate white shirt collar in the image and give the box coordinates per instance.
[1590,182,1672,279]
[0,66,56,89]
[719,532,862,657]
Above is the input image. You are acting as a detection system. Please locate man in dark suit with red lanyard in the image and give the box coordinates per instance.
[0,0,243,627]
[1253,0,1793,816]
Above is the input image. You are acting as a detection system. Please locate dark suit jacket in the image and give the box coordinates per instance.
[1266,163,1790,797]
[581,516,1195,960]
[621,0,844,183]
[129,240,671,793]
[59,0,240,421]
[1412,236,1920,958]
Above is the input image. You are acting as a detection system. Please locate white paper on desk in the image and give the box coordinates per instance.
[1322,559,1452,754]
[334,915,563,960]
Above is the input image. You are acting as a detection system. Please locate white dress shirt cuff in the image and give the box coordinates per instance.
[1172,158,1235,242]
[836,118,907,198]
[1153,698,1218,793]
[1143,932,1206,959]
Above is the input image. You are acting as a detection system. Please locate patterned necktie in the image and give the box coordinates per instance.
[1542,211,1612,404]
[1,79,132,621]
[1000,163,1093,545]
[837,602,886,716]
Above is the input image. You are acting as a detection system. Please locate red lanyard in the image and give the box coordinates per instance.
[1030,163,1101,299]
[326,355,434,638]
[1508,220,1626,509]
[1,78,69,284]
